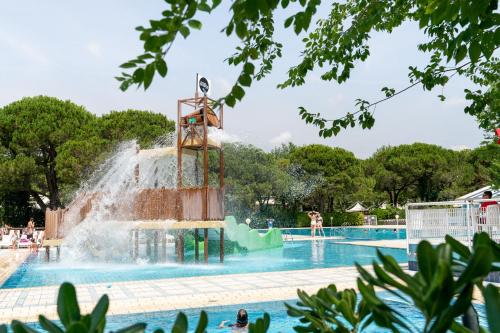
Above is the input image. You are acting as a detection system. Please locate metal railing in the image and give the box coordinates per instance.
[406,199,499,255]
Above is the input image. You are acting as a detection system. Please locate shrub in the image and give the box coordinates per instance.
[296,211,364,227]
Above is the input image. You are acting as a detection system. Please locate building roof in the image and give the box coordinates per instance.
[456,185,500,200]
[346,202,368,212]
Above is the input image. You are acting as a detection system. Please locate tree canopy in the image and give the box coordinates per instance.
[0,96,175,223]
[117,0,499,137]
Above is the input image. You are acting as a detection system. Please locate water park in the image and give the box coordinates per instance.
[0,1,499,332]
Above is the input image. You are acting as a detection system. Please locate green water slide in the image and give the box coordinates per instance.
[223,216,283,251]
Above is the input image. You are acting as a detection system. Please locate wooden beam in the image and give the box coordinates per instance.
[178,231,185,263]
[194,228,199,262]
[220,228,224,263]
[204,228,208,263]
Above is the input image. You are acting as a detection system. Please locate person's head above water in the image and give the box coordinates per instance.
[235,309,248,327]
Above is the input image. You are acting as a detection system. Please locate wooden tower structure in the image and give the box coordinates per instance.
[177,87,225,263]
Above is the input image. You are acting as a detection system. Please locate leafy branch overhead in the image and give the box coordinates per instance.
[117,0,499,137]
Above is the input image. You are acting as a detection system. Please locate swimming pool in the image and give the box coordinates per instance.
[27,295,486,332]
[280,227,406,240]
[2,240,407,289]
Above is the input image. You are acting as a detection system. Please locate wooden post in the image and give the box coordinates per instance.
[134,230,139,260]
[220,228,224,263]
[178,231,185,263]
[177,100,183,189]
[129,230,133,259]
[162,231,167,262]
[153,231,159,262]
[202,96,209,221]
[45,246,50,261]
[204,228,208,263]
[194,228,199,262]
[56,246,61,260]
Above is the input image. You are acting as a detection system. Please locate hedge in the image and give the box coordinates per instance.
[296,211,364,227]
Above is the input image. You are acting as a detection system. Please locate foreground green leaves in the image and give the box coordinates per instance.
[118,0,499,137]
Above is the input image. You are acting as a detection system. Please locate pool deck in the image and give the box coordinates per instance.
[0,264,376,323]
[0,249,30,286]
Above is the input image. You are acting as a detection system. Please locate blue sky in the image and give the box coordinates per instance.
[0,1,486,158]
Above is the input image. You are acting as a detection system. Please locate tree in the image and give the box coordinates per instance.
[0,98,176,213]
[368,143,466,206]
[290,144,361,211]
[117,0,499,136]
[98,109,175,148]
[0,96,97,210]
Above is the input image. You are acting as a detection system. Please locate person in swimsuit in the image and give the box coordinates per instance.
[308,211,317,238]
[219,309,249,331]
[316,213,325,237]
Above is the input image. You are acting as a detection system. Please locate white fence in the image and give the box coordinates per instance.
[406,200,499,255]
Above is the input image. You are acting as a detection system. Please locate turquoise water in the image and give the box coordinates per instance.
[281,227,406,240]
[27,296,486,332]
[2,240,407,289]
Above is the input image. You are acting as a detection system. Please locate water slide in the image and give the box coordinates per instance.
[223,216,283,251]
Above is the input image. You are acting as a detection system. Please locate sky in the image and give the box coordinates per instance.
[0,1,487,158]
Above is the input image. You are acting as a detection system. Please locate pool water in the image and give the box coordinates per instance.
[2,240,407,289]
[281,227,406,240]
[27,295,487,333]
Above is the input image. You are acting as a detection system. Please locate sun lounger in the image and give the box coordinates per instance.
[0,231,15,249]
[18,234,31,248]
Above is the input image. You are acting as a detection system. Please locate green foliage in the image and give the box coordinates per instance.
[0,97,176,218]
[98,110,175,148]
[119,0,499,137]
[0,191,44,228]
[0,96,97,210]
[296,211,364,227]
[287,284,407,333]
[356,232,500,332]
[368,206,405,221]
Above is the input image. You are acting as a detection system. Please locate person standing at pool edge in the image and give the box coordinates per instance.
[308,211,317,238]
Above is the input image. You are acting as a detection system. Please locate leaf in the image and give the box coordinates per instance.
[113,323,147,333]
[90,295,109,333]
[235,22,247,39]
[39,315,64,333]
[11,321,41,333]
[484,284,500,333]
[119,62,136,69]
[188,20,202,30]
[57,282,81,328]
[144,63,155,90]
[225,95,236,107]
[179,26,190,38]
[243,62,255,75]
[67,322,87,333]
[455,44,467,64]
[468,40,481,63]
[172,313,188,333]
[155,59,168,77]
[417,240,437,284]
[194,311,208,333]
[445,235,471,260]
[231,85,245,100]
[238,74,252,87]
[284,16,293,28]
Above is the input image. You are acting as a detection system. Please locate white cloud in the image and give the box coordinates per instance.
[270,131,292,146]
[86,42,102,57]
